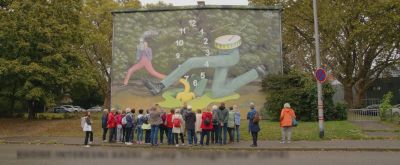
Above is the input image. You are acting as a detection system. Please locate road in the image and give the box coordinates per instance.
[0,144,399,165]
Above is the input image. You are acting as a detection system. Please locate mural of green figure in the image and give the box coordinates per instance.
[144,35,268,98]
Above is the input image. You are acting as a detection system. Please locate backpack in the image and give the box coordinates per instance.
[173,118,181,127]
[253,112,260,123]
[204,117,211,126]
[122,115,127,125]
[142,116,148,124]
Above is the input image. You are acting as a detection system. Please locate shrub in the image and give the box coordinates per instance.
[262,71,336,121]
[379,92,393,121]
[325,102,348,121]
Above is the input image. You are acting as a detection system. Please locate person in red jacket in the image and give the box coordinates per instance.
[200,108,214,145]
[166,109,174,145]
[107,108,117,143]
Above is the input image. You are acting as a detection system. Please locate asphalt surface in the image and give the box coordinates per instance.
[0,144,399,165]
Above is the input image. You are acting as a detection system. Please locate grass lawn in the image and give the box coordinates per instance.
[0,112,370,141]
[239,120,367,141]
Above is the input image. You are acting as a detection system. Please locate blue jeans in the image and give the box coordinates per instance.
[167,128,173,145]
[137,127,143,142]
[235,125,240,142]
[150,125,159,145]
[200,129,210,145]
[218,123,228,144]
[187,128,197,144]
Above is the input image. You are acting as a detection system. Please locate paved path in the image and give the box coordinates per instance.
[2,136,400,151]
[0,144,399,165]
[351,121,399,137]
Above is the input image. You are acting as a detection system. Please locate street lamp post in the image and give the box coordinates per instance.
[313,0,324,138]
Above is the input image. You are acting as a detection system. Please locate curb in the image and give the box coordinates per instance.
[2,141,400,152]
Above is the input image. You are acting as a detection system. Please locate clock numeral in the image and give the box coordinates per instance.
[184,75,189,81]
[203,38,208,45]
[189,19,197,27]
[176,53,181,59]
[200,28,204,35]
[200,72,206,79]
[179,28,186,35]
[193,80,198,87]
[205,49,210,56]
[204,61,209,67]
[176,40,184,46]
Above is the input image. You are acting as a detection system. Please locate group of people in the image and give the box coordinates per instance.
[81,102,297,148]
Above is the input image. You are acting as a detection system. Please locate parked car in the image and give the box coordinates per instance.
[390,104,400,117]
[52,107,68,113]
[74,106,86,112]
[60,105,78,113]
[86,105,102,112]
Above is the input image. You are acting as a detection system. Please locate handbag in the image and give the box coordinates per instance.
[292,118,298,127]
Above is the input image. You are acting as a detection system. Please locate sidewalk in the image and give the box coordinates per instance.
[1,136,400,151]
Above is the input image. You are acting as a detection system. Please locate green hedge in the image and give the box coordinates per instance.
[262,72,346,121]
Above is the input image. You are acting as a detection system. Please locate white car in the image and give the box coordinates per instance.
[74,106,86,112]
[60,105,78,113]
[390,104,400,117]
[87,105,102,112]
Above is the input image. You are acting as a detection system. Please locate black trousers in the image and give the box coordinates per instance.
[108,128,116,143]
[145,130,151,143]
[84,131,93,145]
[251,132,258,146]
[174,133,184,144]
[102,128,108,141]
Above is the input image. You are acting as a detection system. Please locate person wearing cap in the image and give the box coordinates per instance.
[101,109,109,142]
[247,102,260,147]
[184,106,197,146]
[124,108,134,145]
[280,103,296,144]
[172,109,185,147]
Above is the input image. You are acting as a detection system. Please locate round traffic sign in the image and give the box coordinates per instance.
[315,68,327,83]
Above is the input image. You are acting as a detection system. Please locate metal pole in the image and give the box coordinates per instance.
[313,0,324,138]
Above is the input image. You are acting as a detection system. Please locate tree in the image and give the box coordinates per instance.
[0,0,84,119]
[250,0,400,108]
[80,0,141,109]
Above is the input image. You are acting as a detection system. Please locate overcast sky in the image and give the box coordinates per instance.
[141,0,249,6]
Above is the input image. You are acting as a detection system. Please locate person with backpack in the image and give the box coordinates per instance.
[136,109,144,144]
[159,108,168,144]
[184,107,197,146]
[142,109,151,144]
[149,107,163,146]
[233,105,241,143]
[195,109,202,142]
[280,103,296,144]
[217,102,229,145]
[101,109,109,142]
[227,106,236,143]
[211,105,219,144]
[82,112,93,147]
[247,102,260,147]
[200,108,213,146]
[124,108,134,145]
[121,109,127,143]
[107,108,116,143]
[172,109,184,147]
[166,109,175,145]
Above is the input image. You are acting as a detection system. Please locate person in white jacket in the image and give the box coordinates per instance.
[81,112,93,147]
[172,109,184,147]
[195,109,203,142]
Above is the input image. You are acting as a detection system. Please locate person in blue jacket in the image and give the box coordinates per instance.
[101,109,109,142]
[247,102,260,147]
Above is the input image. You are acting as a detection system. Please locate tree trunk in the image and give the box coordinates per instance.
[103,93,111,110]
[27,100,37,120]
[343,84,354,108]
[354,83,367,108]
